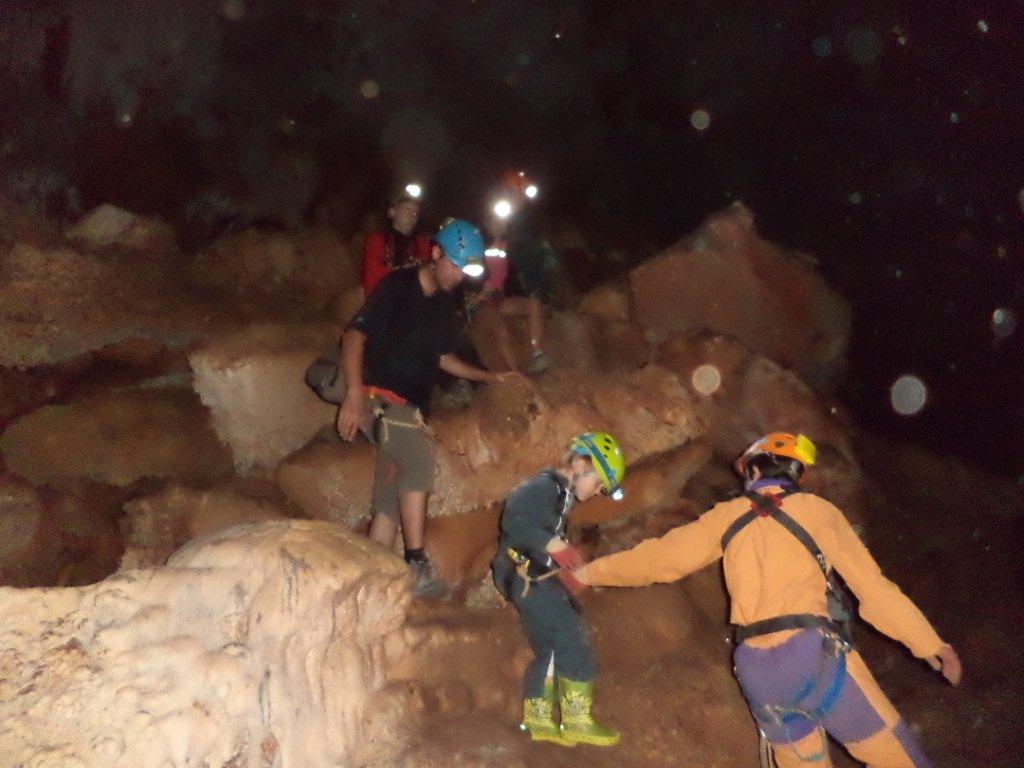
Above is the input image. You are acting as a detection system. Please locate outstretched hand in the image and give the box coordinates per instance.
[494,370,532,386]
[927,643,962,685]
[549,543,585,571]
[548,541,587,595]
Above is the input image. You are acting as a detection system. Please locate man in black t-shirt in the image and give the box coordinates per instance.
[337,218,514,598]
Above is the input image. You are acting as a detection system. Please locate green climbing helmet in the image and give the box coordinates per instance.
[570,432,626,500]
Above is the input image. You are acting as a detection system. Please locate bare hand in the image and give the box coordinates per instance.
[926,643,962,685]
[336,394,365,442]
[494,370,533,387]
[549,543,585,571]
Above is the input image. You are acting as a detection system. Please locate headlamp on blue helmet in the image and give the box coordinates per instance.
[434,218,485,277]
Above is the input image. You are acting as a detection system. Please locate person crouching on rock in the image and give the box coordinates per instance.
[465,212,552,374]
[570,432,962,767]
[492,432,626,747]
[337,218,516,599]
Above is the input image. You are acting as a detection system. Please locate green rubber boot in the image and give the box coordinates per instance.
[521,678,572,746]
[557,678,620,747]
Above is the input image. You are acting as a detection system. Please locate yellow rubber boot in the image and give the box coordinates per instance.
[557,678,620,747]
[521,679,573,746]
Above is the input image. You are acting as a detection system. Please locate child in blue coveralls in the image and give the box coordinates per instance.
[492,432,626,747]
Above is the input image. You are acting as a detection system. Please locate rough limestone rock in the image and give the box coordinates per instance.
[0,478,62,586]
[0,242,212,367]
[423,442,712,588]
[275,438,376,528]
[630,202,851,387]
[0,520,412,768]
[656,332,851,462]
[577,280,632,324]
[189,323,340,473]
[120,485,290,569]
[277,368,705,528]
[65,204,177,253]
[331,285,366,327]
[189,227,357,311]
[0,388,233,488]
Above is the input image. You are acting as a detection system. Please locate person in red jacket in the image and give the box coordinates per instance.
[360,193,432,296]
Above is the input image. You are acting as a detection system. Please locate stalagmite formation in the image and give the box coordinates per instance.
[0,521,412,768]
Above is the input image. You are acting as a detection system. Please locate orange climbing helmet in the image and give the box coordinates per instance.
[734,432,817,476]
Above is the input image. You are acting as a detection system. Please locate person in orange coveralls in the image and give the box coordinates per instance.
[572,432,962,767]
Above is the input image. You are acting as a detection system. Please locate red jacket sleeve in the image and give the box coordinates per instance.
[361,232,390,296]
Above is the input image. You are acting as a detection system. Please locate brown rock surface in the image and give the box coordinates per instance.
[120,484,290,568]
[657,332,851,463]
[0,387,233,488]
[189,226,357,312]
[275,437,377,528]
[0,477,62,586]
[0,476,123,587]
[631,202,850,387]
[0,241,213,368]
[65,204,177,254]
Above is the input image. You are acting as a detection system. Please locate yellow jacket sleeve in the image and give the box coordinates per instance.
[815,498,944,659]
[578,502,732,587]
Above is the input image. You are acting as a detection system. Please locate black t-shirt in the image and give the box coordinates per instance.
[347,267,460,410]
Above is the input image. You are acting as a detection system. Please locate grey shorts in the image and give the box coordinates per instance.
[367,401,436,520]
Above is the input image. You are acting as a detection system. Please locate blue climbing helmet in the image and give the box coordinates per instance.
[434,218,485,276]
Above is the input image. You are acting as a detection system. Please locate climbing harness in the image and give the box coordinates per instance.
[505,547,563,598]
[365,388,433,444]
[726,486,854,765]
[502,470,575,599]
[758,727,779,768]
[754,638,847,763]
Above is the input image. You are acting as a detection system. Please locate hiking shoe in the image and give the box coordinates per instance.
[528,349,551,374]
[408,558,451,600]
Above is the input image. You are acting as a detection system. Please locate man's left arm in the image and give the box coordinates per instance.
[438,353,499,384]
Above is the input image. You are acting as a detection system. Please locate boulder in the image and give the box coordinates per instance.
[275,438,377,528]
[331,285,366,327]
[188,323,340,473]
[0,477,62,586]
[630,202,851,388]
[276,368,705,538]
[657,332,852,463]
[0,520,412,768]
[0,476,123,587]
[189,227,357,312]
[577,280,632,324]
[0,242,212,368]
[120,484,290,568]
[0,388,233,488]
[65,204,177,253]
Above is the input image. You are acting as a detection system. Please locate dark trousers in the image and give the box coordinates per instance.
[509,576,594,698]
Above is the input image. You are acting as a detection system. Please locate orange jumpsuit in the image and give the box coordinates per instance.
[578,485,944,767]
